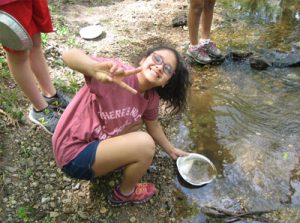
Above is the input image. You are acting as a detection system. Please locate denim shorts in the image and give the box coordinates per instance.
[62,140,100,180]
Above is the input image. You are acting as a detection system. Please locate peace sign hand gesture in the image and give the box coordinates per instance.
[62,49,142,94]
[92,62,142,94]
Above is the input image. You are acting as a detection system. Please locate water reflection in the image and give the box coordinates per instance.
[217,0,300,50]
[174,1,300,221]
[176,60,300,221]
[220,0,300,24]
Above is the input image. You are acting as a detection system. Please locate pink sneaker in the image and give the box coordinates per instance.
[108,183,156,206]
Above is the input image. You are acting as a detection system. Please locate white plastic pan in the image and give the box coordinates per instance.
[177,153,217,186]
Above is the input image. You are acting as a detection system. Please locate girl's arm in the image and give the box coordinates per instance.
[62,48,141,94]
[144,119,188,160]
[62,48,99,77]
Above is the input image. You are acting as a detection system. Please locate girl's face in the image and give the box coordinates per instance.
[140,49,177,87]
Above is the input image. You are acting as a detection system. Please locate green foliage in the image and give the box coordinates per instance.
[20,146,32,158]
[0,61,25,123]
[118,39,132,46]
[41,33,49,46]
[194,66,205,73]
[16,207,29,222]
[57,25,69,36]
[25,168,33,177]
[0,93,24,122]
[0,55,6,64]
[67,35,78,47]
[68,78,81,94]
[43,218,52,223]
[56,16,69,36]
[0,63,10,78]
[53,76,80,95]
[61,0,76,4]
[48,4,56,14]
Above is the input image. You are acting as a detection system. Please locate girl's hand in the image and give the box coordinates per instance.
[168,148,189,160]
[92,62,142,94]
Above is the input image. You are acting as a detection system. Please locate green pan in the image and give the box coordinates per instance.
[177,153,217,186]
[0,10,32,50]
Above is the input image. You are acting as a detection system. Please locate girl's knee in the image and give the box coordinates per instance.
[135,132,156,156]
[205,0,216,9]
[190,0,204,11]
[7,50,30,62]
[31,33,42,48]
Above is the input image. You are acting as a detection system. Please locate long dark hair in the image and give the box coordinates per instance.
[142,45,191,115]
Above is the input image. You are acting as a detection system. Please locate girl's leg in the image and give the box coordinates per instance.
[188,0,204,45]
[92,131,156,194]
[6,50,48,111]
[200,0,216,39]
[29,33,56,98]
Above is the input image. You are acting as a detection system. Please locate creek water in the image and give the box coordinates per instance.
[174,0,300,222]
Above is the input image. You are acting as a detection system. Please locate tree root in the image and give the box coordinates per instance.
[201,205,276,222]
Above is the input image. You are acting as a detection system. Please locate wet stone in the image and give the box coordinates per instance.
[50,202,56,208]
[129,216,136,222]
[249,55,271,70]
[50,211,59,218]
[78,211,89,219]
[63,206,74,214]
[6,166,17,173]
[108,180,115,187]
[100,207,107,214]
[72,183,81,190]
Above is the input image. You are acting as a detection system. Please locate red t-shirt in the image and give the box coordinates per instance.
[52,57,160,168]
[0,0,18,6]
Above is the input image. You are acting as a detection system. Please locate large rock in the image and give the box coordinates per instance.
[172,14,187,27]
[249,55,271,70]
[250,49,300,70]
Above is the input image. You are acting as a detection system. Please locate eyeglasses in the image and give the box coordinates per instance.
[152,53,174,76]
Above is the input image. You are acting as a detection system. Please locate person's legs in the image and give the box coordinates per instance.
[188,0,204,45]
[29,33,56,98]
[199,0,222,58]
[2,1,64,134]
[29,33,70,110]
[200,0,216,40]
[92,131,156,194]
[6,50,48,111]
[6,48,59,134]
[187,0,212,64]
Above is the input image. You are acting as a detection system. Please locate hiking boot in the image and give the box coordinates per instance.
[108,183,156,206]
[28,107,59,135]
[186,46,211,64]
[201,42,222,58]
[44,91,71,111]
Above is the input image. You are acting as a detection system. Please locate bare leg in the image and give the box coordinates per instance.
[29,33,56,97]
[92,131,156,194]
[200,0,216,40]
[6,50,48,111]
[188,0,204,45]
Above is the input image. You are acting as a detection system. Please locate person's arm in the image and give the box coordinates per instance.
[62,48,98,76]
[144,119,188,160]
[62,48,141,94]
